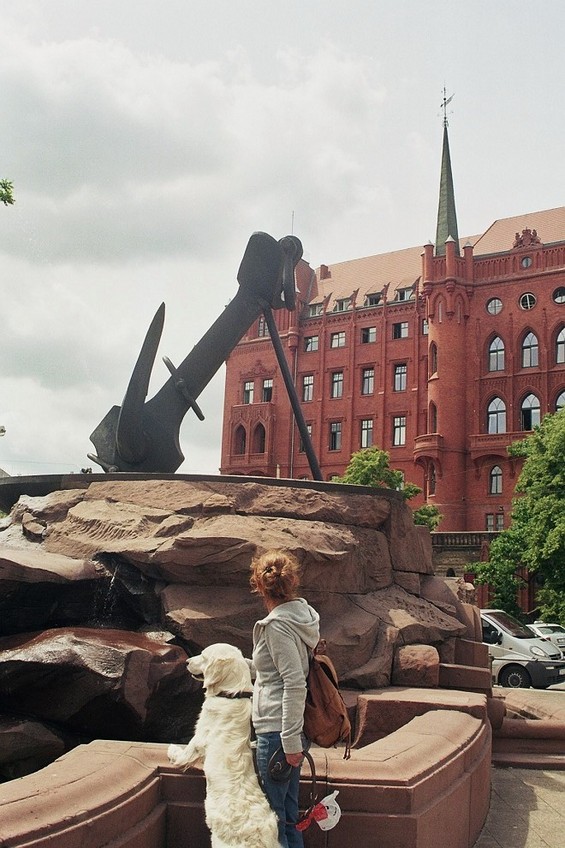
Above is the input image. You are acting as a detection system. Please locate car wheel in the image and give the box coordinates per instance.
[499,665,532,688]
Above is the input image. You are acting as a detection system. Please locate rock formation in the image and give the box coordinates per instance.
[0,476,478,780]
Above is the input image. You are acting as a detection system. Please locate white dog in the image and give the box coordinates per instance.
[168,643,279,848]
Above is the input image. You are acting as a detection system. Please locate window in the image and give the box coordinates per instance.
[519,292,536,310]
[234,425,246,455]
[243,380,254,404]
[252,423,266,453]
[364,293,381,307]
[308,303,323,317]
[485,513,504,532]
[361,367,374,395]
[393,322,408,339]
[302,374,314,402]
[394,363,407,391]
[331,371,344,398]
[429,342,438,376]
[553,287,565,304]
[557,327,565,364]
[361,326,376,343]
[487,397,506,434]
[395,287,413,302]
[257,316,269,337]
[304,335,319,352]
[299,424,312,453]
[392,415,406,446]
[488,336,505,371]
[429,401,438,433]
[428,462,436,495]
[486,298,502,315]
[329,421,342,451]
[489,465,503,495]
[333,298,351,312]
[521,393,540,430]
[262,378,273,402]
[521,256,533,269]
[360,418,373,448]
[522,332,539,367]
[330,331,346,348]
[422,318,429,335]
[556,390,565,412]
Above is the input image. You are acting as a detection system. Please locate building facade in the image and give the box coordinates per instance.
[220,127,565,531]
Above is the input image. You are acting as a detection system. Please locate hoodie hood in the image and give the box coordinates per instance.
[256,597,320,650]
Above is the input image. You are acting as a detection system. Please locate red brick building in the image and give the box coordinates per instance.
[220,126,565,531]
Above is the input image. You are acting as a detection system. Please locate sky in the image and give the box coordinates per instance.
[0,0,564,477]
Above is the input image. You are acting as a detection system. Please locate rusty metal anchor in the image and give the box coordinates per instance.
[88,232,322,479]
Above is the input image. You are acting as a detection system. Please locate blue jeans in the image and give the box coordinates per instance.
[255,732,304,848]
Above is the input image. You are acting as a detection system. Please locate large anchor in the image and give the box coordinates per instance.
[88,232,322,479]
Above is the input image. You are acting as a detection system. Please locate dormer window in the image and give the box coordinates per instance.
[395,287,413,302]
[364,293,381,307]
[308,303,323,317]
[333,298,351,312]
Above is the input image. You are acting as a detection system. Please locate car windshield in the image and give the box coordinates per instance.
[536,626,554,635]
[487,611,532,638]
[547,625,565,635]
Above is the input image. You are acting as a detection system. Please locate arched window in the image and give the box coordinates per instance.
[429,342,438,377]
[487,397,506,434]
[252,423,266,454]
[556,327,565,364]
[556,390,565,412]
[522,332,539,367]
[429,401,438,433]
[488,336,505,372]
[234,425,246,455]
[428,462,436,495]
[489,465,503,495]
[521,393,541,430]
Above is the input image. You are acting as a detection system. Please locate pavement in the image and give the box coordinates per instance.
[474,766,565,848]
[474,687,565,847]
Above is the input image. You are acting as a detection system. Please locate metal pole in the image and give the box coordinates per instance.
[263,306,323,481]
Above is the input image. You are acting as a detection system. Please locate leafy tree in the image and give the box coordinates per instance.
[0,179,15,206]
[475,410,565,623]
[333,447,443,530]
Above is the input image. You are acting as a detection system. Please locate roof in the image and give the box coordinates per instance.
[312,206,565,308]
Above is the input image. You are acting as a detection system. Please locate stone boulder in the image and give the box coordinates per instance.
[0,475,486,777]
[0,627,201,742]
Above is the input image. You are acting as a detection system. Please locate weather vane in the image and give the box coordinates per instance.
[440,86,454,127]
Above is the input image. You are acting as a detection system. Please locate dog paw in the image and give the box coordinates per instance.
[167,744,187,766]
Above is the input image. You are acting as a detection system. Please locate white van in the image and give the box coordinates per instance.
[480,608,565,689]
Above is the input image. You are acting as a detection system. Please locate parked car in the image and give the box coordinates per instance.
[480,608,565,689]
[526,621,565,656]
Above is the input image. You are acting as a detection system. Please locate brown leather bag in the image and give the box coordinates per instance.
[303,644,351,759]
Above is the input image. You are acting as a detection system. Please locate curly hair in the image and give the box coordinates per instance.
[250,550,301,602]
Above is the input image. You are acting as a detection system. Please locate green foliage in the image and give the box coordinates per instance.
[334,447,443,529]
[0,179,15,205]
[474,410,565,625]
[334,447,419,499]
[412,503,443,532]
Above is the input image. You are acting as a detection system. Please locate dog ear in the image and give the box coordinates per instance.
[204,655,233,690]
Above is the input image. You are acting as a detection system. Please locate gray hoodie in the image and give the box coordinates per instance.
[252,598,320,754]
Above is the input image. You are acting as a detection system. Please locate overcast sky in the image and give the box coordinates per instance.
[0,1,564,477]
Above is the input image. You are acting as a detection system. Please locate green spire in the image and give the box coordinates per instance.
[435,123,459,256]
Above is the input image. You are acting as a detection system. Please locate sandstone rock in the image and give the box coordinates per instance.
[391,644,440,687]
[0,717,67,780]
[420,575,476,639]
[0,548,109,637]
[386,501,434,574]
[393,571,421,595]
[0,628,201,741]
[161,584,264,653]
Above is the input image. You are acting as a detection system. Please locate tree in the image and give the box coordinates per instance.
[0,179,15,206]
[475,410,565,623]
[333,447,443,531]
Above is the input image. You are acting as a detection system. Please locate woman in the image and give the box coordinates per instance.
[250,550,320,848]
